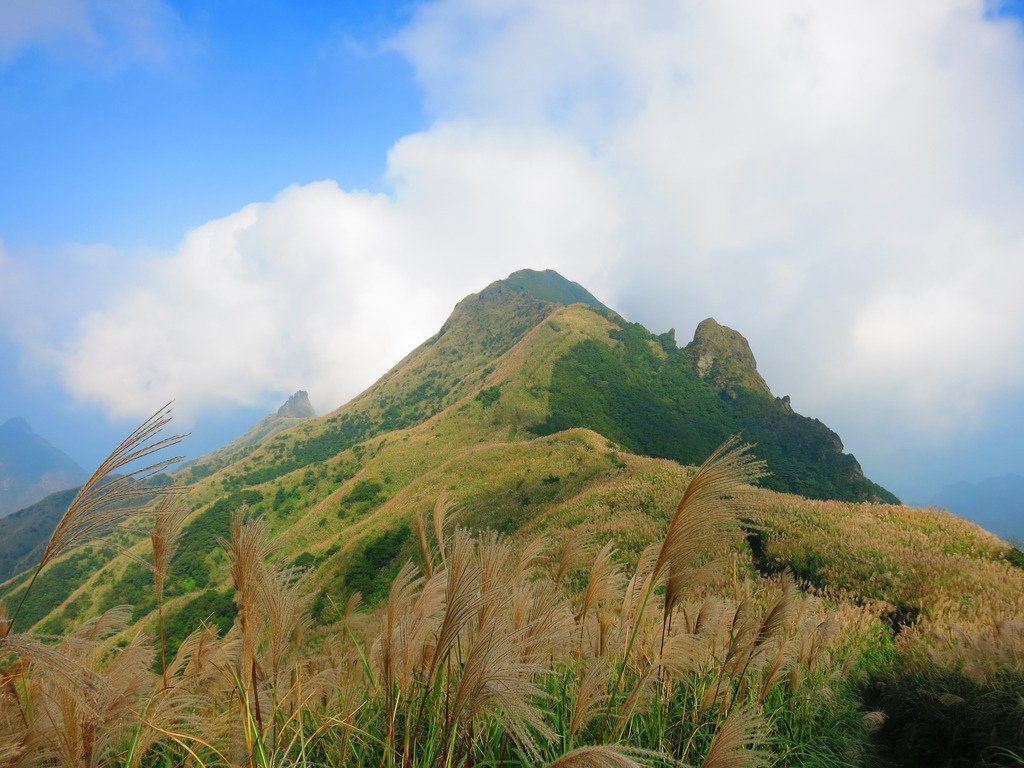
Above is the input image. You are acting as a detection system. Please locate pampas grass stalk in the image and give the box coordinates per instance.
[700,706,766,768]
[224,505,275,742]
[545,745,661,767]
[609,437,764,734]
[152,496,188,688]
[10,402,185,632]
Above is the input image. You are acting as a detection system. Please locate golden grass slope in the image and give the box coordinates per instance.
[3,398,1024,765]
[4,294,1022,653]
[0,438,866,767]
[0,302,616,626]
[751,496,1024,627]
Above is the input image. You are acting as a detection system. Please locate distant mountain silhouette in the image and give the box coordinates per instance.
[933,473,1024,542]
[0,417,86,518]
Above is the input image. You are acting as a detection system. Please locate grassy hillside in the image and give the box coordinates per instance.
[0,276,902,634]
[179,390,316,483]
[0,486,78,582]
[0,270,895,600]
[4,269,1019,766]
[2,419,1022,766]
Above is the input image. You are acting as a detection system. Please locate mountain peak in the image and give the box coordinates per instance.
[277,390,316,419]
[192,269,893,508]
[487,269,611,313]
[685,318,771,398]
[0,416,32,436]
[0,417,85,518]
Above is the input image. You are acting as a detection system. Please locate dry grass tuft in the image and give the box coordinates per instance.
[9,402,185,632]
[701,706,767,768]
[655,436,765,623]
[151,495,189,687]
[545,745,658,767]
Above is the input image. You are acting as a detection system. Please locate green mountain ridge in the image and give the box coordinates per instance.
[537,313,897,503]
[182,390,317,482]
[206,268,892,503]
[1,268,896,634]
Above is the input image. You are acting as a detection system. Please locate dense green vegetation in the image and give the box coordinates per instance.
[1,545,116,631]
[97,561,155,622]
[0,486,76,582]
[228,388,447,490]
[536,318,898,503]
[70,488,269,629]
[338,478,387,517]
[500,267,611,311]
[338,522,411,605]
[1004,545,1024,569]
[162,588,237,661]
[169,489,264,592]
[229,414,377,486]
[475,384,502,406]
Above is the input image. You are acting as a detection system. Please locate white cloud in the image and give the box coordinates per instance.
[35,0,1024,471]
[56,127,620,421]
[391,0,1024,451]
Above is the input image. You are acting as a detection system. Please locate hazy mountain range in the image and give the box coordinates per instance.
[933,474,1024,542]
[0,416,85,518]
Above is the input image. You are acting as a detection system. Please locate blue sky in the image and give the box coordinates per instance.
[1,1,1023,535]
[0,0,429,465]
[0,1,424,250]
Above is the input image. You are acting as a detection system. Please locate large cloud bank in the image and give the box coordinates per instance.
[44,1,1024,468]
[59,127,620,418]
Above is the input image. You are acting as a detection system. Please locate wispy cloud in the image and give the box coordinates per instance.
[0,0,189,66]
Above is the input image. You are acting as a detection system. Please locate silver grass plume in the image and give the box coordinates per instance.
[9,402,185,632]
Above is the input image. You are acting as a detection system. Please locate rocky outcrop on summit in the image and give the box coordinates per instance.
[685,318,771,399]
[536,297,899,504]
[278,390,316,419]
[180,391,317,481]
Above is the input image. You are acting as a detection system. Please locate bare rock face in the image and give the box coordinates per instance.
[685,318,772,399]
[277,391,316,419]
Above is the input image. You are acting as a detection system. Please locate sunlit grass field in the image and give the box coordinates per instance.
[2,410,1023,767]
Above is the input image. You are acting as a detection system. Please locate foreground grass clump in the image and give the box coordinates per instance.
[751,495,1024,766]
